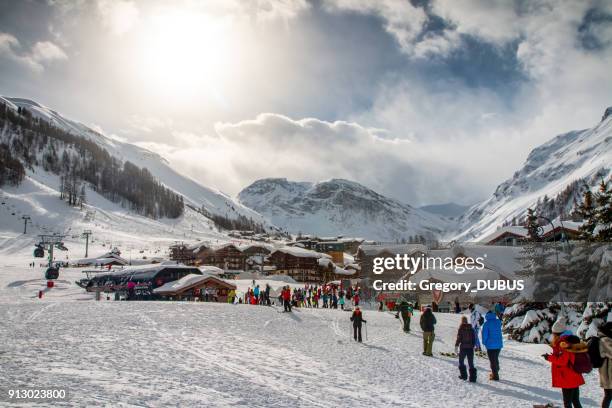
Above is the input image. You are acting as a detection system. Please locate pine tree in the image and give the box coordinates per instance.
[577,188,597,240]
[577,302,611,339]
[595,179,612,241]
[525,208,540,241]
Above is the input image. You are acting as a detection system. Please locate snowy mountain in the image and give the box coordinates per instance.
[419,202,470,219]
[454,107,612,241]
[0,96,272,247]
[0,96,267,223]
[238,178,451,241]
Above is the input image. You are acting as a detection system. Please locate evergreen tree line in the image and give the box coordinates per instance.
[0,101,184,219]
[500,170,607,228]
[506,180,612,342]
[210,213,267,233]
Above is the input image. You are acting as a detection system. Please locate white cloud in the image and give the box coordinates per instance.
[0,32,67,72]
[97,0,140,35]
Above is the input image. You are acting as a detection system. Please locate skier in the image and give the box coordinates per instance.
[350,306,366,342]
[468,303,483,350]
[481,311,503,381]
[596,322,612,408]
[254,285,260,303]
[282,286,292,312]
[265,284,271,306]
[544,318,586,408]
[339,293,345,310]
[455,316,478,382]
[420,307,436,356]
[397,301,413,333]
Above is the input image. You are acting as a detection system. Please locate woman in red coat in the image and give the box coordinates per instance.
[544,334,585,408]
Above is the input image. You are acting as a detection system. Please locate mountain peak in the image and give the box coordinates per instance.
[603,107,612,122]
[238,177,451,240]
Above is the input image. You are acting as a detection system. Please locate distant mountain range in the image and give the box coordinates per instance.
[2,95,610,244]
[238,178,451,241]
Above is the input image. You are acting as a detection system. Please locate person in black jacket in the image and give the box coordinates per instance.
[456,316,478,382]
[350,307,367,342]
[420,307,437,356]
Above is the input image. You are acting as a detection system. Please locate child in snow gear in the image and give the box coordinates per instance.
[350,307,366,342]
[544,329,586,408]
[597,322,612,408]
[420,307,436,356]
[481,311,503,381]
[397,301,413,333]
[455,316,478,382]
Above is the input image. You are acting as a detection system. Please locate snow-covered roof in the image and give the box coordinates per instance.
[479,226,528,243]
[272,246,331,259]
[334,266,356,276]
[198,265,224,275]
[154,274,236,294]
[358,244,427,257]
[479,221,584,243]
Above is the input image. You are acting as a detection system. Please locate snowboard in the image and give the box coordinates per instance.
[533,404,558,408]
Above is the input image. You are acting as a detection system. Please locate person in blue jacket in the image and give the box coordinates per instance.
[481,311,503,381]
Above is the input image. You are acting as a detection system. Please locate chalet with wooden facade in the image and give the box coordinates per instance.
[194,243,272,271]
[480,221,583,246]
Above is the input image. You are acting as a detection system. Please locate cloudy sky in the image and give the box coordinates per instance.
[1,0,611,206]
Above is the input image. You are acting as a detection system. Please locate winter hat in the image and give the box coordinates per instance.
[551,317,567,334]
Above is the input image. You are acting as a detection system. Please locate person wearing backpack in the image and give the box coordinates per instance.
[397,301,413,333]
[420,307,437,356]
[456,316,478,382]
[544,333,588,408]
[596,322,612,408]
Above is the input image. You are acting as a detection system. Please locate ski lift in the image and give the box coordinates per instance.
[33,245,45,258]
[55,242,68,251]
[45,267,59,280]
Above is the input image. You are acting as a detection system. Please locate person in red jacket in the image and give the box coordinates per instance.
[544,333,585,408]
[282,286,292,312]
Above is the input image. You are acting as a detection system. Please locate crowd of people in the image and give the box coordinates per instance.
[360,301,612,408]
[239,282,363,313]
[235,283,612,407]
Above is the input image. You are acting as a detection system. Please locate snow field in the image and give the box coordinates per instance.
[0,263,604,407]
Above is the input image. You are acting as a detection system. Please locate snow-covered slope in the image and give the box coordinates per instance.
[1,96,267,225]
[238,178,451,241]
[454,107,612,241]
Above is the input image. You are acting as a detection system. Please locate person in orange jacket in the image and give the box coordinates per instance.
[544,332,586,408]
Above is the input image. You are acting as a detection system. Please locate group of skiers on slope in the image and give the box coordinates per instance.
[242,284,272,305]
[540,317,612,408]
[278,285,362,312]
[393,302,504,382]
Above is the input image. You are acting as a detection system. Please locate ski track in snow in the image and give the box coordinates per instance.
[0,259,604,407]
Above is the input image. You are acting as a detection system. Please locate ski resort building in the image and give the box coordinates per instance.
[72,251,129,267]
[195,243,272,271]
[480,221,583,245]
[84,263,202,298]
[153,274,236,302]
[268,247,344,283]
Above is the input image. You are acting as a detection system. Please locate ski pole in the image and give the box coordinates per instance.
[364,322,368,341]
